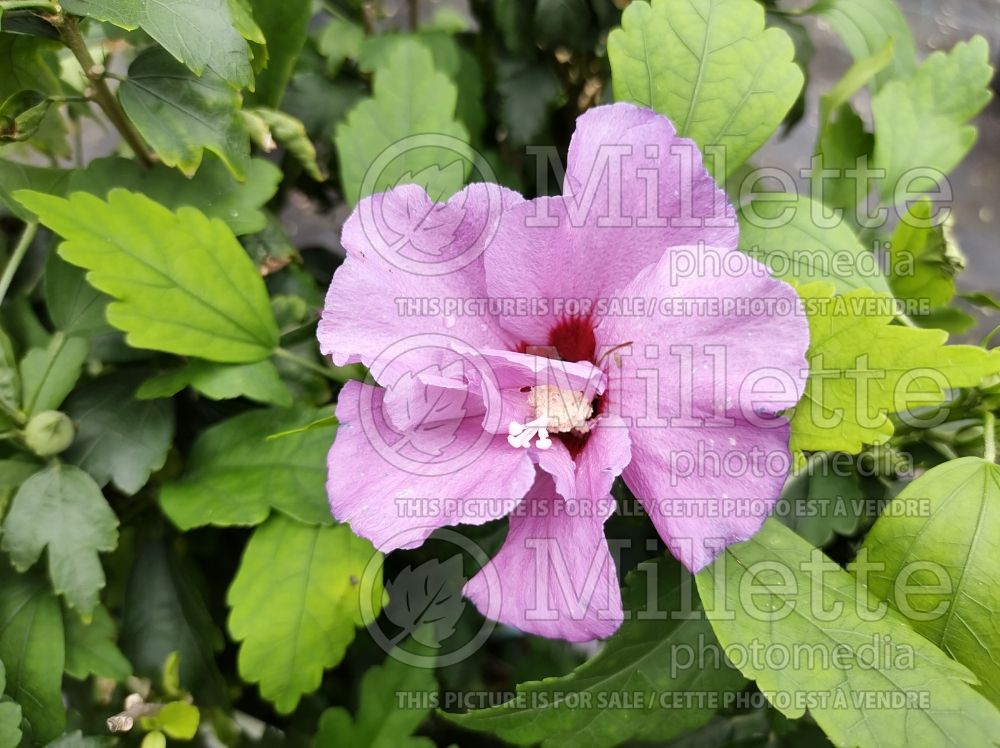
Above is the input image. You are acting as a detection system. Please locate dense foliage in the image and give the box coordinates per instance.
[0,0,998,746]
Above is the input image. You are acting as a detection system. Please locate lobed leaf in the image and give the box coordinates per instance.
[608,0,803,178]
[227,516,383,713]
[16,189,280,363]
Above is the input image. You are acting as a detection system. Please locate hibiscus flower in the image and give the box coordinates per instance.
[319,103,809,642]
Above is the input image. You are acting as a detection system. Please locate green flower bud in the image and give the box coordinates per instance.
[23,410,75,457]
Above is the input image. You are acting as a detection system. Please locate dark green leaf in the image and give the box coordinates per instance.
[0,566,65,742]
[318,645,437,747]
[137,359,292,406]
[44,252,110,337]
[19,332,89,416]
[245,0,311,107]
[1,464,118,617]
[120,538,225,701]
[61,0,253,88]
[63,603,132,681]
[447,558,746,746]
[0,36,67,156]
[160,407,334,529]
[62,373,175,495]
[495,57,562,145]
[778,455,868,546]
[0,159,70,222]
[813,103,873,215]
[119,48,250,179]
[66,156,281,235]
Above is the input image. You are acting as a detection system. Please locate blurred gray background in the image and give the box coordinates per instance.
[759,0,1000,286]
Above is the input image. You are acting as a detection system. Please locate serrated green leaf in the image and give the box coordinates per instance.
[887,198,964,310]
[738,194,890,294]
[119,47,250,179]
[697,519,1000,747]
[608,0,803,178]
[0,566,65,742]
[811,0,916,90]
[19,332,89,416]
[61,373,175,495]
[357,32,485,140]
[227,516,383,713]
[445,557,746,747]
[137,359,291,407]
[318,645,436,748]
[245,0,311,107]
[872,37,993,202]
[335,40,470,205]
[64,603,132,682]
[860,457,1000,708]
[1,464,118,617]
[787,283,1000,454]
[120,539,225,701]
[15,189,280,363]
[160,407,334,529]
[66,156,281,236]
[61,0,252,89]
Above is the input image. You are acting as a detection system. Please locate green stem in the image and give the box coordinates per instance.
[0,399,26,428]
[0,0,58,10]
[274,347,348,383]
[56,15,154,168]
[0,221,38,306]
[984,411,996,463]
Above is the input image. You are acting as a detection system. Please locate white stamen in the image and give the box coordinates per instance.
[507,386,594,450]
[507,416,550,449]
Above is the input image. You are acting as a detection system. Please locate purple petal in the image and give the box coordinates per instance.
[536,415,632,501]
[594,245,810,571]
[328,380,535,551]
[484,102,735,346]
[464,469,624,642]
[318,183,523,383]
